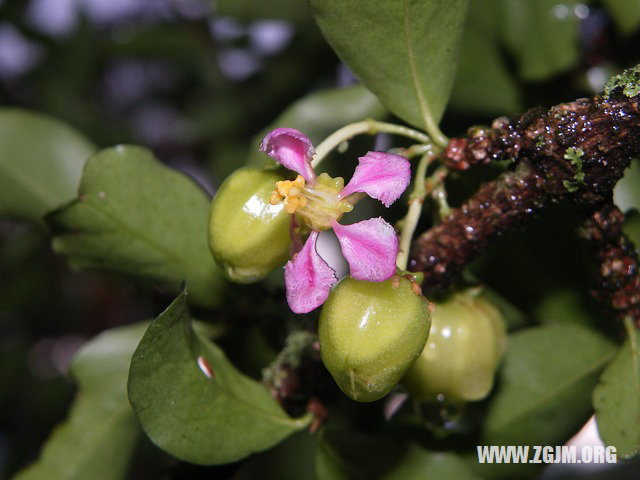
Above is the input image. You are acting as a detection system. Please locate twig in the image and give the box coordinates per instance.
[579,201,640,326]
[410,86,640,324]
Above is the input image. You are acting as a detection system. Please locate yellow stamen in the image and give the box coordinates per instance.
[277,183,289,197]
[288,186,300,197]
[271,175,307,213]
[269,173,352,230]
[270,191,282,205]
[284,197,300,214]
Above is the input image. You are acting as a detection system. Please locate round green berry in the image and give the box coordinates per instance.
[403,288,507,403]
[319,276,431,402]
[208,167,291,283]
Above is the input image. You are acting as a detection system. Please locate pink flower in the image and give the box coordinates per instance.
[261,128,411,314]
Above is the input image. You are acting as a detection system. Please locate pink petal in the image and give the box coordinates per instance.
[284,231,337,313]
[260,128,316,184]
[332,218,398,282]
[339,151,411,207]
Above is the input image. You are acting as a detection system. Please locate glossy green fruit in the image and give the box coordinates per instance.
[208,167,291,283]
[319,276,431,402]
[402,288,507,403]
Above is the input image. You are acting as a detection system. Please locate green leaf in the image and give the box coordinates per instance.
[449,1,521,115]
[47,146,224,308]
[127,290,310,465]
[310,0,468,135]
[316,429,482,480]
[0,108,95,220]
[499,0,580,81]
[593,324,640,458]
[246,84,386,167]
[603,0,640,36]
[14,322,148,480]
[614,159,640,213]
[483,323,616,446]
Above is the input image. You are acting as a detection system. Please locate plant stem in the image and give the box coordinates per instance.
[396,150,436,271]
[425,123,449,150]
[312,119,431,168]
[403,143,435,159]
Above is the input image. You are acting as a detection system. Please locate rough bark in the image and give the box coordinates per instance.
[410,88,640,322]
[579,201,640,325]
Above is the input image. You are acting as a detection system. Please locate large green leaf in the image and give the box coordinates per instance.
[499,0,580,81]
[310,0,468,132]
[483,324,616,446]
[14,322,148,480]
[449,0,521,115]
[246,84,386,167]
[603,0,640,36]
[47,146,223,308]
[0,108,95,220]
[316,429,482,480]
[127,290,310,465]
[593,327,640,458]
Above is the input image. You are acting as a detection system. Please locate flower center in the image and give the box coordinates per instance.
[270,173,353,231]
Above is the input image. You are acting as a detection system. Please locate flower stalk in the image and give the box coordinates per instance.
[396,150,434,271]
[312,119,431,168]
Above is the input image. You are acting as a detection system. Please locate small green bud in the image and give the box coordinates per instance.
[208,167,291,283]
[403,288,507,403]
[319,276,431,402]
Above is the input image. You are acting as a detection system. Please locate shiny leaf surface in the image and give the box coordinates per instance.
[128,291,310,465]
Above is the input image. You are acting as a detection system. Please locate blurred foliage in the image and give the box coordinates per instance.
[482,324,616,446]
[1,0,640,479]
[0,109,95,220]
[14,322,147,480]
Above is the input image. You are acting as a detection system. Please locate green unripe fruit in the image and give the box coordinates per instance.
[403,288,507,403]
[208,167,290,283]
[319,276,431,402]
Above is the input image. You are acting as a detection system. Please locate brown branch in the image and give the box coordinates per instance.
[579,200,640,326]
[410,89,640,317]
